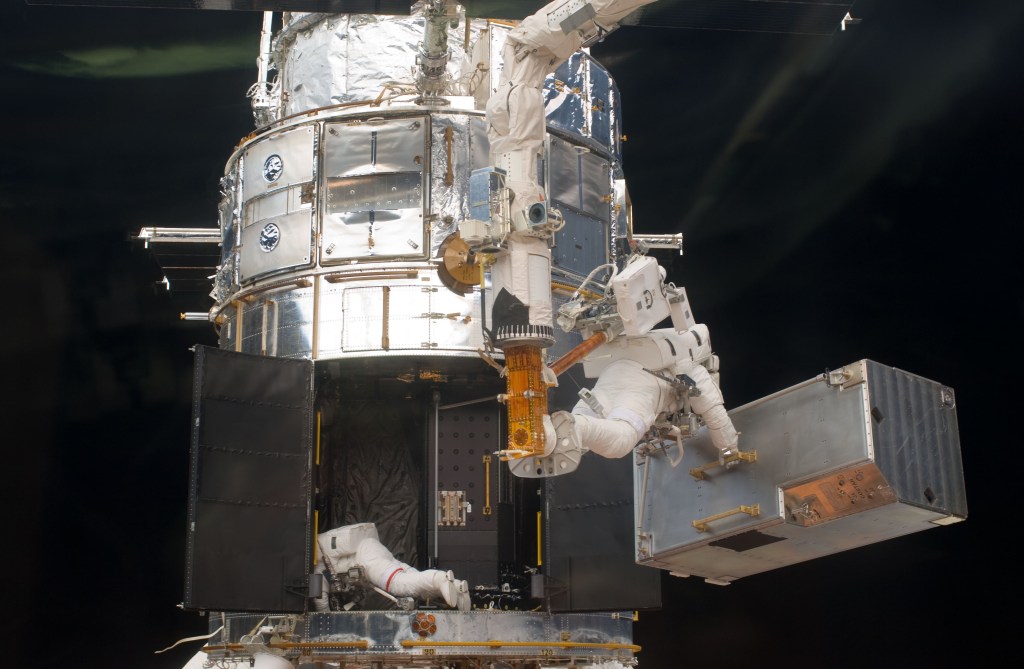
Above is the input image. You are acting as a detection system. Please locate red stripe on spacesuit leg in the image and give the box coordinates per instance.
[385,567,405,592]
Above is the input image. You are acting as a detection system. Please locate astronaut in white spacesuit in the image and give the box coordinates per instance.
[312,522,470,612]
[526,321,740,478]
[558,354,738,461]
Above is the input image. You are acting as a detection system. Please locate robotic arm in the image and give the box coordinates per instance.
[486,0,660,192]
[462,1,736,476]
[458,0,661,467]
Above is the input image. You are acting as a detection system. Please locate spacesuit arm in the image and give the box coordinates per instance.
[564,357,738,461]
[681,363,739,458]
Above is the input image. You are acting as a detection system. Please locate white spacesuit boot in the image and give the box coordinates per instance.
[431,569,472,611]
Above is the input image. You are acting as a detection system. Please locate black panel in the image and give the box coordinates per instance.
[496,501,515,563]
[184,346,314,613]
[429,400,503,586]
[865,361,968,519]
[25,0,412,14]
[709,529,787,552]
[545,454,661,612]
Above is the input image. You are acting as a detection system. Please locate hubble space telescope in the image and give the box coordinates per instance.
[31,0,970,666]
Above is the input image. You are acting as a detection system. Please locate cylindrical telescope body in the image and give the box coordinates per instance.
[183,8,648,665]
[203,5,633,613]
[211,13,628,368]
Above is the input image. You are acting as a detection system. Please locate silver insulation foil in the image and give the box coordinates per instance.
[216,266,487,361]
[212,166,240,304]
[428,112,490,258]
[204,7,633,355]
[278,4,485,116]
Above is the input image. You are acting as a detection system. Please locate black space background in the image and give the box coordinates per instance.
[2,1,1021,667]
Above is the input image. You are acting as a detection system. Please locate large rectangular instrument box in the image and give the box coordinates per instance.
[634,359,967,583]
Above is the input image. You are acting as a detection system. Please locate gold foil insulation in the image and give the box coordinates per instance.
[502,345,549,459]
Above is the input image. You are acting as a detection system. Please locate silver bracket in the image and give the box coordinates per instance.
[437,490,468,526]
[506,412,584,478]
[578,387,605,417]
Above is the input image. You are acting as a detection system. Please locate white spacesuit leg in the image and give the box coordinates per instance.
[317,522,471,610]
[548,357,739,463]
[354,536,470,611]
[557,358,676,458]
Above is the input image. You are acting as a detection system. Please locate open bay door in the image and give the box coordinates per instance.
[183,346,315,612]
[543,381,662,613]
[633,360,968,584]
[545,456,663,611]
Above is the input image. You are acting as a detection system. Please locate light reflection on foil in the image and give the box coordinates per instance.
[279,6,484,116]
[430,114,469,256]
[218,270,484,361]
[544,52,588,141]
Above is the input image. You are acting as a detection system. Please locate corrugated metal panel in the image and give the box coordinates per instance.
[866,360,968,518]
[635,360,967,584]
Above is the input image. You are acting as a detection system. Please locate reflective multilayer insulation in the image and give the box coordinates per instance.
[204,7,631,570]
[199,22,636,627]
[197,2,638,626]
[203,610,638,666]
[210,11,622,364]
[275,6,485,115]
